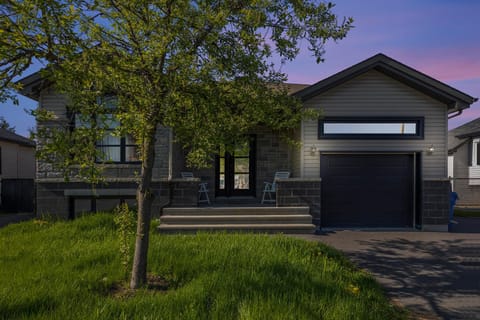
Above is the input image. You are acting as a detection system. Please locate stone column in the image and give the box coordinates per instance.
[422,179,450,232]
[276,178,321,226]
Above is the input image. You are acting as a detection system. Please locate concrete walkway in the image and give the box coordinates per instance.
[295,226,480,319]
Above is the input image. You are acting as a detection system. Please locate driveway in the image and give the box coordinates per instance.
[295,225,480,319]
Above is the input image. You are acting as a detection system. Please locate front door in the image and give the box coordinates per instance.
[215,137,256,197]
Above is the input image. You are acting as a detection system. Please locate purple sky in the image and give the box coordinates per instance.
[1,0,479,137]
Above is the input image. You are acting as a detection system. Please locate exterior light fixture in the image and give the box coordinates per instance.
[310,145,318,155]
[427,145,435,155]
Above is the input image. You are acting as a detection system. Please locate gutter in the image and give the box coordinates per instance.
[448,110,463,119]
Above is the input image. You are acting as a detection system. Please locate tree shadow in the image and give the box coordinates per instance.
[333,236,480,319]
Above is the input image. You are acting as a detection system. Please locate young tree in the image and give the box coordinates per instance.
[0,0,352,289]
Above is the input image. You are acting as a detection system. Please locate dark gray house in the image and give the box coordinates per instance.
[448,117,480,207]
[18,53,478,231]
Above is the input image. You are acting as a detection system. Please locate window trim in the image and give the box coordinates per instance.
[318,117,424,140]
[95,135,139,164]
[472,138,480,167]
[72,112,140,165]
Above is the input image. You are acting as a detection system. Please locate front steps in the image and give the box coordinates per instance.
[158,206,315,234]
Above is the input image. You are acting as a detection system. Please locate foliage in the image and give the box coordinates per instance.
[113,203,137,280]
[1,0,352,168]
[0,116,15,132]
[0,214,405,320]
[454,208,480,218]
[0,0,353,288]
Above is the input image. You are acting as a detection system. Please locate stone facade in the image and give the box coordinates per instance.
[276,178,321,226]
[36,178,199,219]
[422,179,450,231]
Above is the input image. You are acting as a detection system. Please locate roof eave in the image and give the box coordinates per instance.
[293,53,477,111]
[15,72,45,101]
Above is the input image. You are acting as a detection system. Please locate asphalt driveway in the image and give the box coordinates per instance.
[295,223,480,319]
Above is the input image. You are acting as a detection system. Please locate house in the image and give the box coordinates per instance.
[17,53,478,231]
[448,117,480,207]
[0,128,36,212]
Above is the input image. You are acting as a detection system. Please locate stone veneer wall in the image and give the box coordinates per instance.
[422,179,450,231]
[36,178,199,219]
[255,129,293,199]
[169,178,200,207]
[276,178,321,226]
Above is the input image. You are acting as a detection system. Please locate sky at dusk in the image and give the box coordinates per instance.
[1,0,479,137]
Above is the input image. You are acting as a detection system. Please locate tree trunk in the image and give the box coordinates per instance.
[130,131,156,289]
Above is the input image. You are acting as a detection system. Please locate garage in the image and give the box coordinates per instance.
[320,153,415,228]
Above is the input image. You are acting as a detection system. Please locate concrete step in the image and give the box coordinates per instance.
[157,223,316,234]
[162,206,310,216]
[160,214,312,225]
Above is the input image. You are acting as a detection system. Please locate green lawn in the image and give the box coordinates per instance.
[0,214,405,320]
[454,208,480,218]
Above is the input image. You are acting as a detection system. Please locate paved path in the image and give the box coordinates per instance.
[295,227,480,319]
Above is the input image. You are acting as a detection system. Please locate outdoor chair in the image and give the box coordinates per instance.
[261,171,290,204]
[180,172,210,205]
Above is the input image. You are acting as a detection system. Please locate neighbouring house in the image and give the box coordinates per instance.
[448,117,480,207]
[17,53,478,231]
[0,128,36,212]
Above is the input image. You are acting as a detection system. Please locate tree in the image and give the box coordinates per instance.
[0,0,352,289]
[0,116,15,132]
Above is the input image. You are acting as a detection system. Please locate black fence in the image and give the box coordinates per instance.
[1,179,34,213]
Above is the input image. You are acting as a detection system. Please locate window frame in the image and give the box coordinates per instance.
[72,97,140,164]
[472,138,480,167]
[318,116,425,140]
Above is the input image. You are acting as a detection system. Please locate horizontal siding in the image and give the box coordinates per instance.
[39,87,69,121]
[302,70,447,179]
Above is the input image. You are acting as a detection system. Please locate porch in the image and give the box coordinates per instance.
[158,178,321,234]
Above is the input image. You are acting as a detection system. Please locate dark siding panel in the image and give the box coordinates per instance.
[1,179,34,212]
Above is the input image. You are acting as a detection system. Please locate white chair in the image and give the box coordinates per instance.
[181,172,210,205]
[261,171,290,204]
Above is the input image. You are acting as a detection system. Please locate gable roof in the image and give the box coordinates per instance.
[293,53,478,113]
[0,128,35,147]
[18,68,310,102]
[16,71,47,101]
[448,117,480,152]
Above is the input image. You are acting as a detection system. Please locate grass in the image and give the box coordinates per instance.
[0,213,406,320]
[454,207,480,218]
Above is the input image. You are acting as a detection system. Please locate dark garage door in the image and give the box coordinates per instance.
[321,154,414,228]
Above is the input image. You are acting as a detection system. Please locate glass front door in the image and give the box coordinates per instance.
[216,137,256,197]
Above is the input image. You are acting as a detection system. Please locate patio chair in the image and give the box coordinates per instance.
[181,172,210,205]
[261,171,290,204]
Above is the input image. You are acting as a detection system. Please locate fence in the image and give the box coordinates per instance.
[0,179,34,213]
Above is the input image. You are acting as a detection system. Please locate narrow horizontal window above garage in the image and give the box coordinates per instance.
[318,117,424,139]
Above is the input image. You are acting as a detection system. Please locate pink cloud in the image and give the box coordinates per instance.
[386,48,480,82]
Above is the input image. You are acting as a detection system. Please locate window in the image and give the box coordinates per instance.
[74,97,140,163]
[469,138,480,185]
[318,117,424,139]
[472,138,480,167]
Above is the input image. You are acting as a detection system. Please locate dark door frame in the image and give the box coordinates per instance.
[215,136,256,197]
